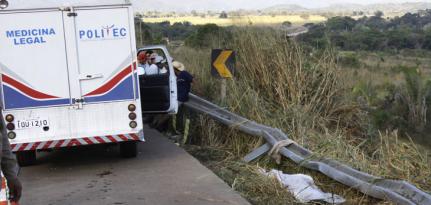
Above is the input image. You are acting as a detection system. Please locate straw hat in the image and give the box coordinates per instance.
[172,61,185,71]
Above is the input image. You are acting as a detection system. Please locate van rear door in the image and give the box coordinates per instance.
[73,7,136,104]
[0,10,71,110]
[62,6,139,137]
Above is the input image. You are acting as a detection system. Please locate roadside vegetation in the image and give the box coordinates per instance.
[301,10,431,51]
[136,10,431,204]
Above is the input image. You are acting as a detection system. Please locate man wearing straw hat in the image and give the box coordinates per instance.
[171,61,194,140]
[172,61,193,103]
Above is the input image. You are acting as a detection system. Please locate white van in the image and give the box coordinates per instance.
[0,1,177,166]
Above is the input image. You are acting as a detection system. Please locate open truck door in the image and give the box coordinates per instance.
[138,46,178,114]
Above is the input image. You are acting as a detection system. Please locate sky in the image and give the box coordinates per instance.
[141,0,431,10]
[6,0,431,11]
[134,0,431,12]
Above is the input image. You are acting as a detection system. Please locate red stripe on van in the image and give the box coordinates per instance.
[2,74,60,99]
[55,140,65,148]
[18,143,29,151]
[84,65,132,97]
[118,135,128,141]
[42,141,53,149]
[68,139,81,146]
[94,137,105,144]
[130,134,140,140]
[30,142,41,150]
[106,135,117,143]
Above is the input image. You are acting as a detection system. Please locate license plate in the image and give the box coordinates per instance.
[16,118,50,130]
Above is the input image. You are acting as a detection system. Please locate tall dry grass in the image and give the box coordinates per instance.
[170,27,431,202]
[173,27,363,141]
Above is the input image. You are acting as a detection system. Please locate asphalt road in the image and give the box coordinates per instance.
[18,127,250,205]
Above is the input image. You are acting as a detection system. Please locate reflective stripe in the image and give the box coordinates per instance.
[11,133,143,152]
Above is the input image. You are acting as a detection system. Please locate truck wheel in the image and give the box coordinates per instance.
[16,151,36,167]
[120,141,138,158]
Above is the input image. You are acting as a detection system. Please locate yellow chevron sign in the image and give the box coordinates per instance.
[211,49,235,78]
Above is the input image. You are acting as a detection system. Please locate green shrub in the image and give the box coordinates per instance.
[338,52,361,68]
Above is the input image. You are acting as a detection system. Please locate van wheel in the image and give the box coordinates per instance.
[120,141,138,158]
[16,151,36,167]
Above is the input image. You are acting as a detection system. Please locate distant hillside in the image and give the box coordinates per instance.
[263,2,431,15]
[318,3,365,13]
[263,4,308,13]
[320,2,431,14]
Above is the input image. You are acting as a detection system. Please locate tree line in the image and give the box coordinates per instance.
[134,15,227,48]
[300,10,431,51]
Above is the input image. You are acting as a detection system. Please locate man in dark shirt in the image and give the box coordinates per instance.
[170,61,194,138]
[173,61,193,102]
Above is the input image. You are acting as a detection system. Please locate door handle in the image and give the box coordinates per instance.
[79,73,103,80]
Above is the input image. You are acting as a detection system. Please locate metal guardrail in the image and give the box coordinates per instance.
[184,94,431,205]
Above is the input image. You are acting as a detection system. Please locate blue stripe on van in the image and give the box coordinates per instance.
[3,85,69,109]
[84,75,134,103]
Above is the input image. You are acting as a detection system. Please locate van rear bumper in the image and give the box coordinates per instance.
[10,131,144,152]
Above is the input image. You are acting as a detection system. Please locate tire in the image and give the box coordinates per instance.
[16,151,36,167]
[120,141,138,158]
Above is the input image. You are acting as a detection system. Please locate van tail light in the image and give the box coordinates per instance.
[129,113,137,120]
[128,104,136,112]
[5,114,14,122]
[0,0,9,9]
[129,121,137,129]
[6,123,15,130]
[7,132,16,139]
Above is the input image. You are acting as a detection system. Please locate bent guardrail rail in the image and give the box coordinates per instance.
[184,94,431,205]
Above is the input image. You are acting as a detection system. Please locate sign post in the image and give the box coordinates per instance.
[220,78,227,103]
[211,49,236,103]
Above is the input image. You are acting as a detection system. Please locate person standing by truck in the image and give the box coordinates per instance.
[0,110,22,203]
[172,61,193,137]
[173,61,193,103]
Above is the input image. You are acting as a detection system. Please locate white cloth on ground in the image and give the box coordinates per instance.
[260,169,345,204]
